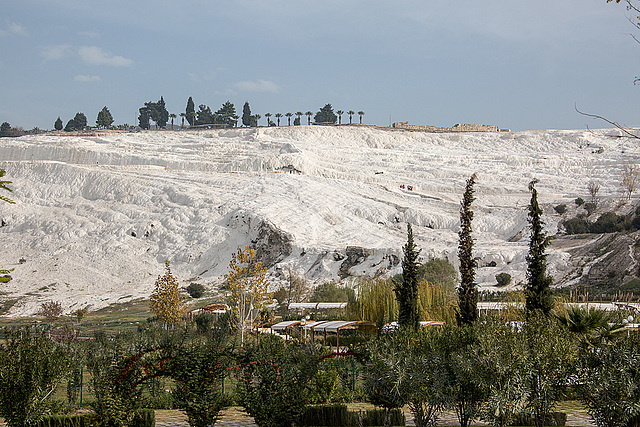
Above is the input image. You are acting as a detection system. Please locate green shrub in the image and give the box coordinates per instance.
[194,313,214,333]
[562,218,590,235]
[359,408,406,426]
[510,412,567,426]
[186,283,205,298]
[575,197,585,206]
[554,204,567,215]
[238,335,319,427]
[298,404,349,426]
[298,405,405,427]
[35,409,154,427]
[591,212,626,234]
[495,273,512,287]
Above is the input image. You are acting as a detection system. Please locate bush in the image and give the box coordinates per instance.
[554,204,567,215]
[297,405,406,426]
[575,197,585,206]
[495,273,512,287]
[238,335,319,427]
[562,218,590,235]
[194,313,214,333]
[510,412,567,426]
[186,283,205,298]
[310,282,354,303]
[298,404,349,426]
[590,212,626,234]
[35,409,155,427]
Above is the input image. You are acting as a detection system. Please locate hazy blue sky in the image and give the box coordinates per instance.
[1,0,638,131]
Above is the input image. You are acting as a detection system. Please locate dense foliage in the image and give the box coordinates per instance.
[0,328,73,427]
[238,335,319,427]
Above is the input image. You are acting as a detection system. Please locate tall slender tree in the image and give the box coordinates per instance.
[457,173,478,325]
[254,114,261,127]
[169,113,177,129]
[358,110,365,124]
[347,110,355,124]
[305,111,313,125]
[186,96,196,126]
[295,111,303,125]
[525,179,554,316]
[242,102,254,127]
[275,113,283,126]
[265,113,272,126]
[336,110,344,125]
[394,224,421,331]
[285,112,293,126]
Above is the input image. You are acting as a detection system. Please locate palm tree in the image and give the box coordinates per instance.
[275,113,283,126]
[305,111,313,125]
[358,111,365,124]
[179,113,186,129]
[265,113,272,126]
[295,111,303,125]
[169,113,177,129]
[347,110,355,124]
[336,110,344,125]
[254,114,261,127]
[285,112,293,126]
[556,305,626,349]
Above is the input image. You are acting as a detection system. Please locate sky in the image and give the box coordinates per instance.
[1,0,639,131]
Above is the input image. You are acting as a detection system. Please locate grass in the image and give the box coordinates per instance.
[0,295,224,336]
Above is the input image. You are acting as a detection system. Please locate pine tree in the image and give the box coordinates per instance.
[314,104,337,124]
[73,112,87,130]
[457,173,478,325]
[242,101,255,127]
[150,260,186,327]
[525,179,554,316]
[96,106,113,129]
[54,117,63,131]
[216,101,238,127]
[186,96,196,126]
[394,223,420,331]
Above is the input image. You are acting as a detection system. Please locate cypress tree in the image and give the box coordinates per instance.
[156,96,169,128]
[54,117,63,131]
[457,173,478,325]
[242,101,255,127]
[525,179,554,316]
[186,96,195,126]
[394,223,420,331]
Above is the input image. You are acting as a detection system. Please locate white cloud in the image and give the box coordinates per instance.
[78,46,133,67]
[74,74,101,82]
[234,79,280,93]
[79,31,100,39]
[0,22,28,37]
[188,72,216,83]
[41,45,73,60]
[8,22,27,36]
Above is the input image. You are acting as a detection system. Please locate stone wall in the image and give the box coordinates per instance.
[392,121,504,132]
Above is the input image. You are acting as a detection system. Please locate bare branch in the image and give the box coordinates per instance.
[574,104,640,139]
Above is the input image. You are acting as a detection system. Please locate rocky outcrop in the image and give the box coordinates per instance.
[553,231,640,289]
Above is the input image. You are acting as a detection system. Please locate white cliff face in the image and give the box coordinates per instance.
[0,126,635,316]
